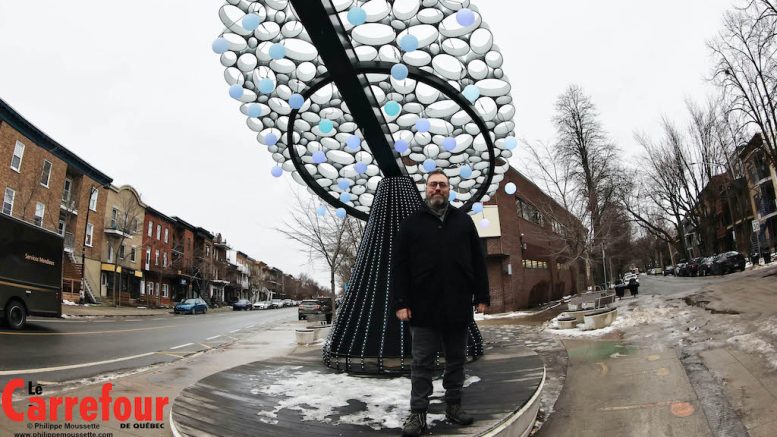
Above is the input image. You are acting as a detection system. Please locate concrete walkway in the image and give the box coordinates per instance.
[538,338,714,437]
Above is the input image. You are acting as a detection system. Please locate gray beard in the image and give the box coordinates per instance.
[427,195,448,210]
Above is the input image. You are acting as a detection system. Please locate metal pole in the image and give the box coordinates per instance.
[80,186,96,304]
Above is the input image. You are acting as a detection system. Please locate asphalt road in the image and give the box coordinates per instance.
[637,272,729,296]
[0,307,296,386]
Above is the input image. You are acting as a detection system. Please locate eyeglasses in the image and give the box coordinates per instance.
[428,182,449,188]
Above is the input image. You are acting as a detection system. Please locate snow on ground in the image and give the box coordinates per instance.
[62,299,77,306]
[250,366,480,430]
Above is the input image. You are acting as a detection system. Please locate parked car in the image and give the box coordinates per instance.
[712,251,747,275]
[232,299,253,311]
[252,301,271,310]
[270,299,284,309]
[282,299,293,307]
[663,265,675,276]
[298,298,332,323]
[686,257,703,277]
[174,298,208,314]
[675,260,688,277]
[698,256,716,276]
[623,272,639,284]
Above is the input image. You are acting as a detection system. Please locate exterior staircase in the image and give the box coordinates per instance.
[64,251,100,304]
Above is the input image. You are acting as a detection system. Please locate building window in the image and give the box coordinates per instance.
[156,282,160,296]
[147,220,153,237]
[34,202,45,227]
[145,281,153,295]
[119,244,125,259]
[111,207,119,229]
[162,283,169,298]
[107,244,114,263]
[58,219,66,236]
[10,141,25,172]
[145,247,151,269]
[130,247,136,262]
[163,252,168,268]
[39,160,53,188]
[62,178,72,203]
[155,249,160,266]
[85,223,94,247]
[164,228,169,243]
[89,189,98,212]
[2,188,14,215]
[205,244,210,257]
[156,224,161,240]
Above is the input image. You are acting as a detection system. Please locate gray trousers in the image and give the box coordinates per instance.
[410,326,468,412]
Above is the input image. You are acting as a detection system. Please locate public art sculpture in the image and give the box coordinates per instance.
[213,0,517,373]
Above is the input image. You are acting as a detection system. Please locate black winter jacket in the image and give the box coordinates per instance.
[391,204,490,327]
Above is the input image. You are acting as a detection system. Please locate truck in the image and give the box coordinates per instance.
[1,213,63,329]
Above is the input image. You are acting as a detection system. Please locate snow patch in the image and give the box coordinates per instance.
[251,366,480,430]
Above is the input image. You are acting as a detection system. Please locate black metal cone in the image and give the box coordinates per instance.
[323,176,484,374]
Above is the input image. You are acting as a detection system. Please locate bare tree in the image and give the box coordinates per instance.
[551,84,621,285]
[710,1,777,169]
[277,190,360,317]
[104,194,142,307]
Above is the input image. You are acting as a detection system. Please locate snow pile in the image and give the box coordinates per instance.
[251,366,480,429]
[62,299,78,306]
[727,316,777,370]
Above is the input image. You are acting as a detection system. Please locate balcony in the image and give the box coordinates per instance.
[104,223,132,238]
[60,199,78,215]
[757,198,777,218]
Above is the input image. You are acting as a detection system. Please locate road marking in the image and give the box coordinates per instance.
[245,324,255,328]
[156,352,185,358]
[199,343,212,349]
[600,399,689,412]
[229,329,240,333]
[206,335,221,340]
[0,352,156,376]
[170,343,194,350]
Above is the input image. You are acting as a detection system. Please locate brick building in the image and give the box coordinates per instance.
[1,99,111,302]
[480,165,584,312]
[739,134,777,255]
[141,207,177,306]
[171,216,197,301]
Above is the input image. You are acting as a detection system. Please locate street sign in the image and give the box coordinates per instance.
[752,220,760,232]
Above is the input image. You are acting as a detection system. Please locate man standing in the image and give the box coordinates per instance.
[392,170,490,437]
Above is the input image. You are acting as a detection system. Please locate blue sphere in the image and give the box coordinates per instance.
[288,93,304,110]
[258,78,275,94]
[415,118,430,133]
[463,85,480,102]
[313,151,326,164]
[505,182,517,195]
[316,205,327,217]
[269,43,285,60]
[391,63,409,81]
[449,191,457,202]
[271,166,283,178]
[423,159,436,172]
[346,135,361,151]
[472,202,484,213]
[442,136,456,152]
[355,162,368,174]
[394,139,409,153]
[229,84,244,99]
[504,136,518,150]
[399,34,419,52]
[339,192,351,203]
[319,119,334,133]
[335,208,347,219]
[384,101,401,117]
[247,104,262,118]
[456,8,476,26]
[338,179,350,190]
[460,164,473,179]
[212,37,230,54]
[242,14,261,31]
[347,7,366,26]
[264,132,278,146]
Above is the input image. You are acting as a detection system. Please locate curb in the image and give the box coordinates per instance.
[481,367,546,437]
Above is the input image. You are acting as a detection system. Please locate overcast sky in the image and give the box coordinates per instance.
[0,0,735,286]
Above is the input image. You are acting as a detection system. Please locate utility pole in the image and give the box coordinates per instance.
[80,186,97,304]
